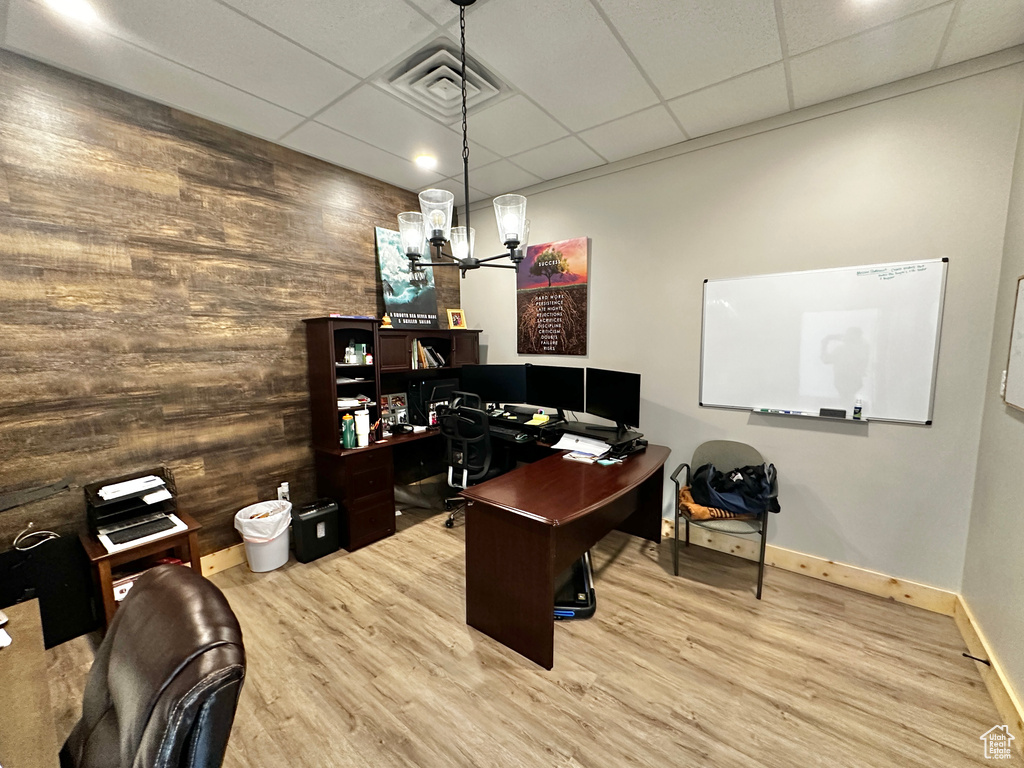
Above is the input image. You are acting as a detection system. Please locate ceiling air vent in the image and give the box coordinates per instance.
[381,42,502,120]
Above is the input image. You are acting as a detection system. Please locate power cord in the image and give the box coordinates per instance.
[13,521,59,551]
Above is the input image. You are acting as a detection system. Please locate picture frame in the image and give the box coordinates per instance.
[447,308,467,330]
[1004,275,1024,412]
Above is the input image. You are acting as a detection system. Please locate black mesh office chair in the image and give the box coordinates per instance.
[440,393,511,528]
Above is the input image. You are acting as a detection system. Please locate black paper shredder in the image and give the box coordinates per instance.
[291,499,340,563]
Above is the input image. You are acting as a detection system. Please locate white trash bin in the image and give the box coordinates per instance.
[234,500,292,572]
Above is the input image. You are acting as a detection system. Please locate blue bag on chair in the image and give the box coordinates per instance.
[690,462,779,516]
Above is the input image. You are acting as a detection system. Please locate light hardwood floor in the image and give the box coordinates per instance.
[49,510,1017,767]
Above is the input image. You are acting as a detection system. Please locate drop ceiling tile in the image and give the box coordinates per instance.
[939,0,1024,67]
[511,137,605,180]
[79,0,357,115]
[5,0,304,140]
[219,0,434,78]
[578,106,686,163]
[284,121,443,189]
[406,0,459,25]
[316,85,485,177]
[459,95,567,156]
[466,160,542,197]
[789,4,953,108]
[780,0,950,56]
[669,64,789,139]
[419,177,490,205]
[459,0,658,131]
[596,0,782,99]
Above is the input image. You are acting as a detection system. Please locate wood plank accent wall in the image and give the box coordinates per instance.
[0,50,462,554]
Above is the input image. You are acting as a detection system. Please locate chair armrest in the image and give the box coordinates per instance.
[670,462,690,497]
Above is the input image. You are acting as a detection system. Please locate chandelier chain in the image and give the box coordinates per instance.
[460,5,470,234]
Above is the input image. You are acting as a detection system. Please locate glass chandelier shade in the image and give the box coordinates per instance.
[418,188,455,243]
[450,226,475,262]
[397,211,427,257]
[493,194,527,249]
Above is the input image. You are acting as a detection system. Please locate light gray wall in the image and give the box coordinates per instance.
[962,81,1024,707]
[463,65,1024,591]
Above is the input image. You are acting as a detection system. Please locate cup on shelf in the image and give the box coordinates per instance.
[355,409,370,448]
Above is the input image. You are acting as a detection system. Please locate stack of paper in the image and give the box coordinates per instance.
[97,475,164,501]
[552,434,610,458]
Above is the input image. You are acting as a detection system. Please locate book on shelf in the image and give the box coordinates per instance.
[423,345,445,367]
[409,339,445,369]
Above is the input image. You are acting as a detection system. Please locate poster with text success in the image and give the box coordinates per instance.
[516,236,588,355]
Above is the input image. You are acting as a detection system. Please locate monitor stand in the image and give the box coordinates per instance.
[561,421,643,447]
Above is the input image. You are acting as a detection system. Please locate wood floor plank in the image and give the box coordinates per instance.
[47,510,1017,767]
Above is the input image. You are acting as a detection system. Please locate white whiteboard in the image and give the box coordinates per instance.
[701,259,948,424]
[1004,276,1024,412]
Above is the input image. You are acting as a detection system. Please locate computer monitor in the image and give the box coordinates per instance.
[585,367,641,435]
[407,377,460,425]
[526,365,585,416]
[459,365,527,405]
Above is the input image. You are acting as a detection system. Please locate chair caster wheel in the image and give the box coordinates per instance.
[444,518,454,528]
[444,501,453,511]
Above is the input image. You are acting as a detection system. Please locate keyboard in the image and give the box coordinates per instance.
[105,516,177,545]
[490,425,531,442]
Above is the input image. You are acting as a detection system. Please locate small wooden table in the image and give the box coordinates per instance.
[79,511,202,629]
[0,600,60,767]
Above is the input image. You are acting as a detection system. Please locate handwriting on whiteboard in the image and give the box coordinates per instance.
[856,264,929,281]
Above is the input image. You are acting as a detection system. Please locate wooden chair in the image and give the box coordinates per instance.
[670,440,778,599]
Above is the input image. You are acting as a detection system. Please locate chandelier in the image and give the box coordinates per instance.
[396,0,529,278]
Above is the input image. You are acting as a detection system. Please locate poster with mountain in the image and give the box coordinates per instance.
[516,236,589,355]
[375,227,439,329]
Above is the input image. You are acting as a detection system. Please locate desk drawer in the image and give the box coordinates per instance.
[347,464,392,501]
[347,491,395,550]
[345,448,391,473]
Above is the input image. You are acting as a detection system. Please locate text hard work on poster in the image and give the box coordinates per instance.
[700,259,948,424]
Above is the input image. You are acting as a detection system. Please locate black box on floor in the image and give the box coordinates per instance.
[291,499,340,563]
[554,551,596,621]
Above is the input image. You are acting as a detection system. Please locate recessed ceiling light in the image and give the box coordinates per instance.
[44,0,100,25]
[415,155,438,170]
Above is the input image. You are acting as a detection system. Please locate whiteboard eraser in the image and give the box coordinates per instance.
[819,408,846,418]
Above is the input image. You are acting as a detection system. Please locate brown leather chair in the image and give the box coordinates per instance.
[61,565,245,768]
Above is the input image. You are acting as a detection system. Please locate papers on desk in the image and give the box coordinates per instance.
[552,434,610,458]
[0,628,10,648]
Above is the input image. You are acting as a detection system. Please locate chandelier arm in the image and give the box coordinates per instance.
[479,263,518,270]
[417,261,464,267]
[460,5,471,235]
[475,253,516,264]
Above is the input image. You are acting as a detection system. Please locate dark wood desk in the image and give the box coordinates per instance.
[461,445,669,669]
[315,428,444,551]
[0,600,60,768]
